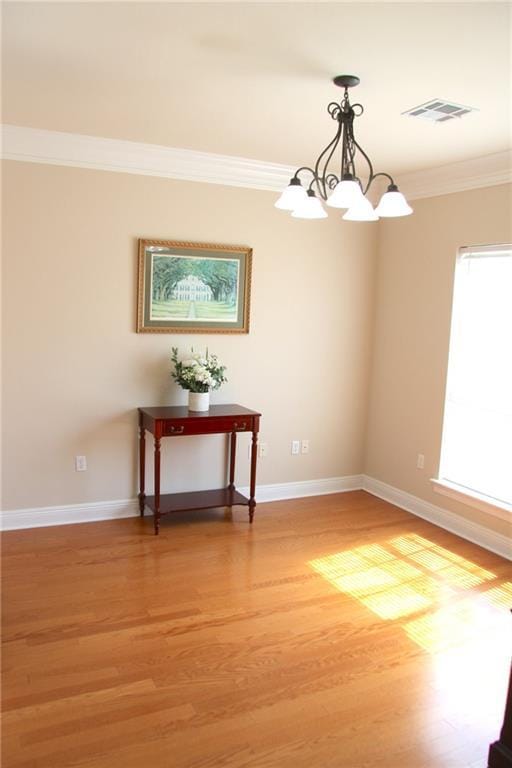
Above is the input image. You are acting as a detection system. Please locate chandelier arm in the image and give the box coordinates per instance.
[369,172,395,187]
[351,137,375,194]
[313,120,343,200]
[293,166,317,181]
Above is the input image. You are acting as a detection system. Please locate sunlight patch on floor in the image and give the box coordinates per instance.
[308,533,509,653]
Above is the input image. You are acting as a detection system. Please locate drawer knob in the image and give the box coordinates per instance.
[233,421,247,431]
[170,425,185,434]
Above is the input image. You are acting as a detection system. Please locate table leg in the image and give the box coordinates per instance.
[138,424,146,517]
[154,436,161,536]
[249,429,258,523]
[229,431,237,490]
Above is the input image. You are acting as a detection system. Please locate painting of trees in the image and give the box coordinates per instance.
[151,257,189,302]
[138,239,251,333]
[152,255,239,307]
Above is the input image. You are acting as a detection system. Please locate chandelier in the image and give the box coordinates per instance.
[275,75,413,221]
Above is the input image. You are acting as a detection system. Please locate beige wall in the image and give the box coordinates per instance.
[3,160,510,544]
[365,183,512,538]
[1,160,377,511]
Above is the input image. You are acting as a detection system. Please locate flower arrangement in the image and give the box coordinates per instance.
[171,347,227,394]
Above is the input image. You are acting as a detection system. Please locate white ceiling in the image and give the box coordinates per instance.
[2,2,511,179]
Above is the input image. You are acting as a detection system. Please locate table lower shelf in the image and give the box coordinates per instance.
[142,488,250,515]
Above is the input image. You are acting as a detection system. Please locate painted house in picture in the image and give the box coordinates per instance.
[172,275,213,302]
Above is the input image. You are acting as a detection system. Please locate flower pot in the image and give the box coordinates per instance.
[188,391,210,412]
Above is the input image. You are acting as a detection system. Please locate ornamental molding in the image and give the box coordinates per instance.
[2,124,511,201]
[397,150,512,200]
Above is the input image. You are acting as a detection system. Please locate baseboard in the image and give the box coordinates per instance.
[362,475,512,561]
[3,475,510,562]
[1,499,140,531]
[1,475,363,531]
[238,474,364,503]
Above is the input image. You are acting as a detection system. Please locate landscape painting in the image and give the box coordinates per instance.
[137,240,252,333]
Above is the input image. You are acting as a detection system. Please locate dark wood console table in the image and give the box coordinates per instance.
[138,404,261,535]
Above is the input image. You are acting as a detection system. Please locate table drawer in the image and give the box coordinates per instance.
[162,416,253,437]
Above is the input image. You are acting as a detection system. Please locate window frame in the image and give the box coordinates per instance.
[433,243,512,520]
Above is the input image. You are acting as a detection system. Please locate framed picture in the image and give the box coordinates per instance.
[137,239,252,334]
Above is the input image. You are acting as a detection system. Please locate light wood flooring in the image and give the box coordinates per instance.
[2,491,511,768]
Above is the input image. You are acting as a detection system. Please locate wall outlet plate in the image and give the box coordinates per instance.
[75,455,87,471]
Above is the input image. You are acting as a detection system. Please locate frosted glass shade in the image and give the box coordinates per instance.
[292,190,328,219]
[275,179,308,211]
[375,188,413,217]
[343,195,379,221]
[327,179,364,209]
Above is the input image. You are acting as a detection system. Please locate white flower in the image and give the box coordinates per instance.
[172,346,227,393]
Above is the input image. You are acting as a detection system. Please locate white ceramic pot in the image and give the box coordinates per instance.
[188,391,210,412]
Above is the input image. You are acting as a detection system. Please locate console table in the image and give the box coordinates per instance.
[138,404,261,535]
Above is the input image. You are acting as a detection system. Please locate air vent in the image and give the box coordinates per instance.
[403,99,477,122]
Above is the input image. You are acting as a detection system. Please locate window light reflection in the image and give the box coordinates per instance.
[481,581,512,610]
[308,533,506,654]
[404,602,478,653]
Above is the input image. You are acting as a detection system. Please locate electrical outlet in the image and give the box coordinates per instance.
[75,455,87,472]
[301,439,309,454]
[259,443,268,458]
[291,440,300,455]
[416,453,425,470]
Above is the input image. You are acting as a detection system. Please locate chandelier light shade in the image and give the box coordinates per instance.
[275,178,308,210]
[291,189,328,219]
[374,185,413,217]
[343,195,379,222]
[275,75,413,222]
[326,176,364,209]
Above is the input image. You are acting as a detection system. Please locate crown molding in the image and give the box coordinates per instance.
[1,124,294,192]
[2,124,510,200]
[398,150,512,200]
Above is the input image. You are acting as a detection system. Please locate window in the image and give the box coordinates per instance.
[436,244,512,516]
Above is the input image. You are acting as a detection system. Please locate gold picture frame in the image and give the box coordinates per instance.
[137,239,252,334]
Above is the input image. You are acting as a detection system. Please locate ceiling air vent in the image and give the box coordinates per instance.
[403,99,477,122]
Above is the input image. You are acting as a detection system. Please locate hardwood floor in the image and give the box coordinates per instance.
[2,491,511,768]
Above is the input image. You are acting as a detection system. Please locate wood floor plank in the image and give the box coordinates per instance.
[2,491,510,767]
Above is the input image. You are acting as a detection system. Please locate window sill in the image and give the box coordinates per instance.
[431,479,512,523]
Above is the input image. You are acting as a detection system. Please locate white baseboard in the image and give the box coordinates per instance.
[1,498,140,531]
[362,475,512,561]
[1,475,363,531]
[238,474,364,503]
[3,475,510,562]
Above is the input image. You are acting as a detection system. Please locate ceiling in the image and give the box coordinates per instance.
[2,2,511,179]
